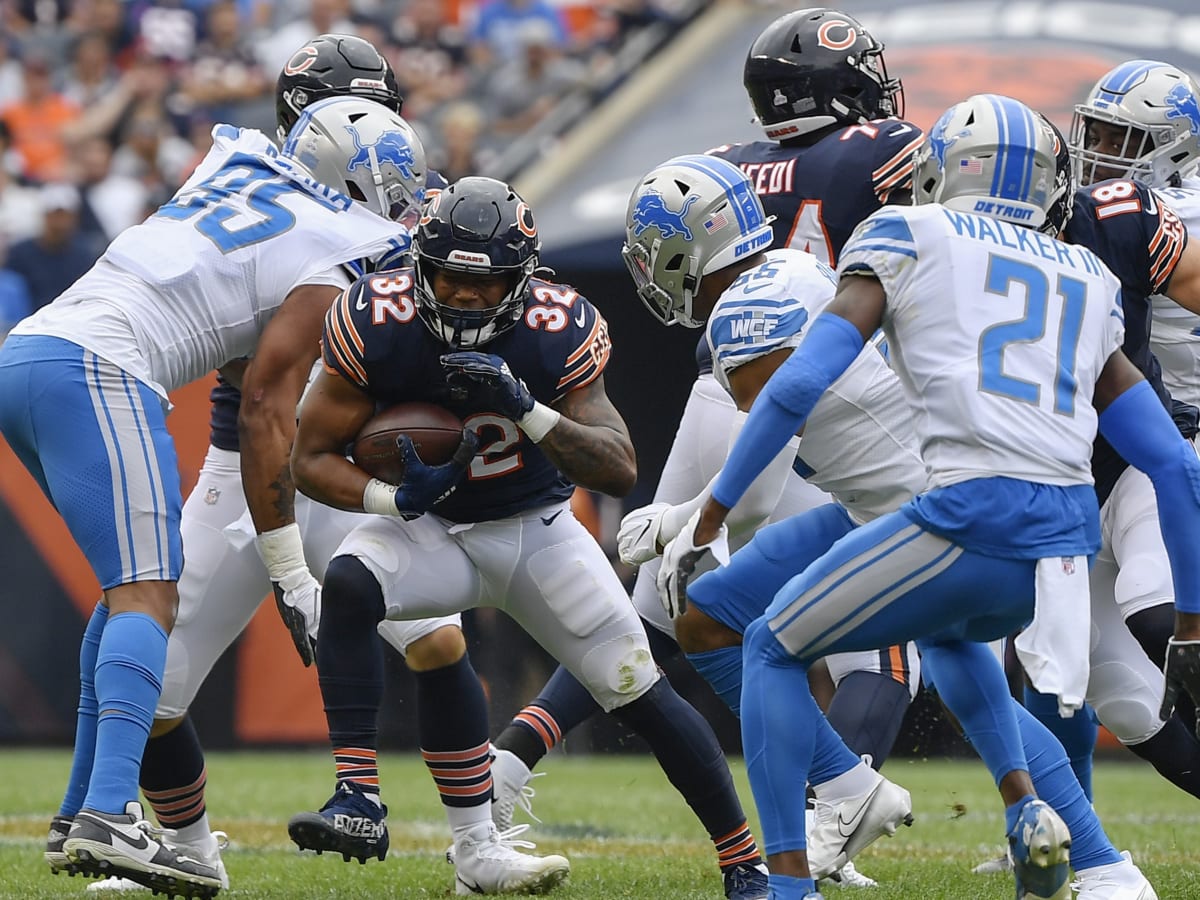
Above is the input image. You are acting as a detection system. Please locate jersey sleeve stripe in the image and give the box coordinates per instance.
[1148,226,1185,292]
[557,320,610,391]
[872,135,924,199]
[564,317,602,366]
[323,301,369,387]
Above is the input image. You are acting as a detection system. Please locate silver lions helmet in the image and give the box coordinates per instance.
[914,94,1059,232]
[1070,60,1200,188]
[281,95,426,221]
[621,154,774,328]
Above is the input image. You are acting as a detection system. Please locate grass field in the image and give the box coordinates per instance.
[1,749,1198,899]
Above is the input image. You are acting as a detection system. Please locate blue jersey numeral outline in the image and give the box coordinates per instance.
[978,255,1086,416]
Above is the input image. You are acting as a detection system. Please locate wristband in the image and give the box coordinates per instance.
[363,477,401,516]
[255,522,305,581]
[518,401,561,443]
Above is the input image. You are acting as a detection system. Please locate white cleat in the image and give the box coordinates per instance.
[1071,851,1159,900]
[490,747,542,832]
[807,773,913,881]
[453,822,569,895]
[972,849,1013,875]
[87,832,229,892]
[824,859,878,888]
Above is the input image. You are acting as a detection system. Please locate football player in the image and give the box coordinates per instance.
[3,94,426,897]
[64,37,469,894]
[290,176,766,896]
[1030,61,1200,799]
[658,96,1200,900]
[488,11,920,890]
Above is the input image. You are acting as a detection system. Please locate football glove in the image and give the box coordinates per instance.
[441,351,534,421]
[255,523,320,667]
[617,502,673,566]
[657,508,729,620]
[392,429,479,517]
[1161,638,1200,736]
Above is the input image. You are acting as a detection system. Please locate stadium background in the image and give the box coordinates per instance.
[2,0,1198,761]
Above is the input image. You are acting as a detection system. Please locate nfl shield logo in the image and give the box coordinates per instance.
[1061,557,1075,576]
[204,486,221,506]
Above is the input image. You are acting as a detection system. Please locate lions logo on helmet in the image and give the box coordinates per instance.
[345,126,417,181]
[1165,83,1200,137]
[622,155,774,328]
[630,192,700,241]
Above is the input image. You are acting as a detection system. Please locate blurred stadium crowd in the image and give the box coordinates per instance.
[0,0,691,332]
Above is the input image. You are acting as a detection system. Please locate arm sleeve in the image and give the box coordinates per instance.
[1099,379,1200,613]
[711,312,863,509]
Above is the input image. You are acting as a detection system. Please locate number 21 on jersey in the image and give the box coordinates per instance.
[978,255,1087,416]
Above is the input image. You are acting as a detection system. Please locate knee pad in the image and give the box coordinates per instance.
[578,633,658,712]
[1088,660,1164,745]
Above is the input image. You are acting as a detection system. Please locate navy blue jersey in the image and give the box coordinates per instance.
[322,269,611,523]
[708,119,924,266]
[1065,178,1194,501]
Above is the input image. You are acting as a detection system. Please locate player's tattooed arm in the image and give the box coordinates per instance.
[540,375,637,497]
[239,283,341,533]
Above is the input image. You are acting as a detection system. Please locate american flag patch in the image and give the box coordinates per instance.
[703,210,729,233]
[959,158,984,175]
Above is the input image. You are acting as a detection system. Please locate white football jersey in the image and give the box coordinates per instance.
[840,205,1125,489]
[1150,177,1200,408]
[11,125,409,396]
[707,248,926,521]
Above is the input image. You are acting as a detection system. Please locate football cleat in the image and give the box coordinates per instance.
[824,859,878,888]
[452,822,569,895]
[1007,799,1072,900]
[46,814,79,875]
[972,849,1014,875]
[63,802,221,899]
[807,774,913,880]
[288,781,389,863]
[723,859,769,899]
[88,832,229,892]
[1071,851,1159,900]
[490,747,542,832]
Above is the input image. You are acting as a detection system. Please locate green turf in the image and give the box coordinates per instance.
[1,750,1197,898]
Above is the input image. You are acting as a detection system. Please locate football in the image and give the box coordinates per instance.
[351,402,465,484]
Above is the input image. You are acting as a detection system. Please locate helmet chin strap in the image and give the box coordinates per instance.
[367,143,388,218]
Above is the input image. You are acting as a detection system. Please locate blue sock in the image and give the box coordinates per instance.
[1005,793,1037,835]
[494,665,600,769]
[743,619,857,855]
[768,873,816,899]
[921,641,1025,785]
[59,601,109,818]
[687,645,744,715]
[1016,705,1121,870]
[82,612,167,815]
[1023,686,1097,801]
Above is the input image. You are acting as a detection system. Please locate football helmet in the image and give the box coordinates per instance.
[276,33,402,143]
[1070,60,1200,188]
[744,7,903,141]
[281,96,426,221]
[913,94,1059,232]
[1039,114,1075,236]
[622,154,774,328]
[413,176,540,348]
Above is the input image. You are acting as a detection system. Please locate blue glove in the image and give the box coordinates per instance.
[392,429,479,517]
[441,351,535,420]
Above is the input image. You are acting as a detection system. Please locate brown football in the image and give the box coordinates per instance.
[351,402,464,484]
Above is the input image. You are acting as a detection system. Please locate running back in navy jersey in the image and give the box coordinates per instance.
[1065,178,1196,500]
[708,118,924,266]
[322,270,610,522]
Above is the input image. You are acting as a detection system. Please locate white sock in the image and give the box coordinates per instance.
[447,804,492,843]
[173,815,214,850]
[811,760,879,806]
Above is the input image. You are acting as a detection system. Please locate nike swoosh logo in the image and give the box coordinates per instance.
[574,308,587,328]
[836,792,874,838]
[541,510,564,526]
[355,293,368,311]
[82,817,150,851]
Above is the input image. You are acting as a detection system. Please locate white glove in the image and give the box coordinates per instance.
[617,502,672,565]
[256,524,321,667]
[656,508,730,620]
